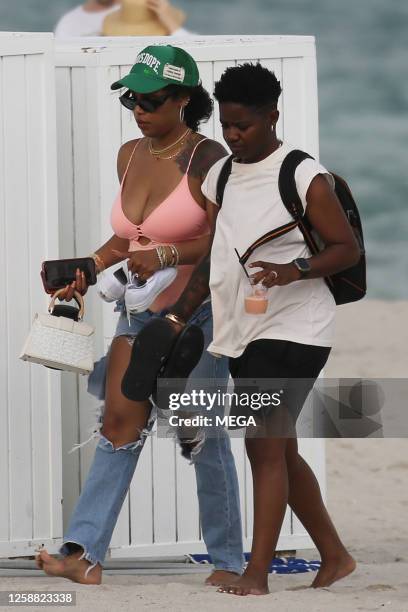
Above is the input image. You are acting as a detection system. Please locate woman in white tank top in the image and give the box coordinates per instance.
[200,62,360,596]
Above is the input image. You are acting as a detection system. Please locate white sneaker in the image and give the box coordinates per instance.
[97,266,128,302]
[125,267,178,314]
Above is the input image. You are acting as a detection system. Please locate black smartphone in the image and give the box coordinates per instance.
[41,257,97,294]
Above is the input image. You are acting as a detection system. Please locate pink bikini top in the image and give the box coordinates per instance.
[110,137,210,311]
[111,138,210,249]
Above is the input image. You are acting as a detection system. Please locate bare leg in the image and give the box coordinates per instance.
[219,435,355,596]
[285,438,356,588]
[220,436,288,596]
[37,337,151,584]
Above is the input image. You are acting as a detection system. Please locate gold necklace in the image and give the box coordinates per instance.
[149,128,191,155]
[150,141,188,160]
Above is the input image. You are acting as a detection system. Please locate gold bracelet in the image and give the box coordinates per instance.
[157,245,172,269]
[162,245,170,267]
[168,245,175,267]
[169,244,180,266]
[90,252,105,274]
[165,312,186,327]
[155,246,164,269]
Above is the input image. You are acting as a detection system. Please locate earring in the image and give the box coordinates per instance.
[179,106,185,122]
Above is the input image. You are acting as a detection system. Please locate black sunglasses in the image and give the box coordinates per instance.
[119,89,172,113]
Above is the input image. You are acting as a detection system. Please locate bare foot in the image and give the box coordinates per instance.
[311,554,356,588]
[217,568,269,596]
[38,549,102,585]
[205,570,241,586]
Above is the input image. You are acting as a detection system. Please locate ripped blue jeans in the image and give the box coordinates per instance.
[59,301,244,577]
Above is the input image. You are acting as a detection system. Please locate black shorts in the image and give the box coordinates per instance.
[228,339,331,430]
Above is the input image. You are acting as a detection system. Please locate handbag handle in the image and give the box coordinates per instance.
[48,289,85,320]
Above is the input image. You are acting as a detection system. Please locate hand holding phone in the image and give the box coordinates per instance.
[41,257,97,296]
[56,268,88,302]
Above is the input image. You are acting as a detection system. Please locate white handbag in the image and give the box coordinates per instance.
[20,290,94,375]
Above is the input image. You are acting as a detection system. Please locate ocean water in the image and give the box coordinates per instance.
[1,0,407,299]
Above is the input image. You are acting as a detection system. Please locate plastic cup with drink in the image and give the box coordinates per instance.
[244,277,269,314]
[234,248,269,315]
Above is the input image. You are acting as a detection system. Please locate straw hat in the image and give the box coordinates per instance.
[102,0,186,36]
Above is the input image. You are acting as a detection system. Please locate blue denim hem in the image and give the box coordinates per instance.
[59,539,100,578]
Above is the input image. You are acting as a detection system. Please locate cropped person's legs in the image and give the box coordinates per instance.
[172,309,245,585]
[220,340,355,596]
[37,304,244,586]
[37,335,153,584]
[193,431,244,584]
[285,437,356,588]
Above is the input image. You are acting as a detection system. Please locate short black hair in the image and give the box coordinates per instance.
[214,63,282,110]
[166,83,213,132]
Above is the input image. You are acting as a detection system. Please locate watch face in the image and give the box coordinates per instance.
[295,258,310,273]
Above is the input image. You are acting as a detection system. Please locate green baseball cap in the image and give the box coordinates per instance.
[111,45,200,94]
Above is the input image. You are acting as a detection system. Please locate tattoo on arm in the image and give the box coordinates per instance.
[175,136,227,179]
[190,139,228,179]
[170,253,211,322]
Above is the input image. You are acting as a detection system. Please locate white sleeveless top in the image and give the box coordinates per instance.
[201,142,336,358]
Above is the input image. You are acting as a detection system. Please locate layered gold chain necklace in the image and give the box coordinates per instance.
[149,128,192,160]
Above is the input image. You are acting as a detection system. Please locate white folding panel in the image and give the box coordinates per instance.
[0,33,61,558]
[55,35,324,558]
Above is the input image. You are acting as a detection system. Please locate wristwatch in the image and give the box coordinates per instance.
[292,258,311,278]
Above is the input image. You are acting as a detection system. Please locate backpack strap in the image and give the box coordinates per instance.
[239,221,300,265]
[215,155,234,207]
[278,149,314,219]
[215,153,300,264]
[241,150,320,264]
[278,149,323,257]
[215,150,324,268]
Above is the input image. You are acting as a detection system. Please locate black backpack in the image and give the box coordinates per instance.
[215,150,366,305]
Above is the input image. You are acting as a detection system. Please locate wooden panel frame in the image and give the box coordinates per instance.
[0,33,62,558]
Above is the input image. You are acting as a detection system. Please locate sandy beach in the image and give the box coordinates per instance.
[2,299,407,611]
[324,299,408,378]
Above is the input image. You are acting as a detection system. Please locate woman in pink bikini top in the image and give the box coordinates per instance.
[98,48,228,313]
[38,47,245,587]
[61,45,228,310]
[57,43,230,400]
[110,133,215,311]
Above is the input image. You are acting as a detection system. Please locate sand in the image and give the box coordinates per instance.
[324,299,407,378]
[2,299,407,611]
